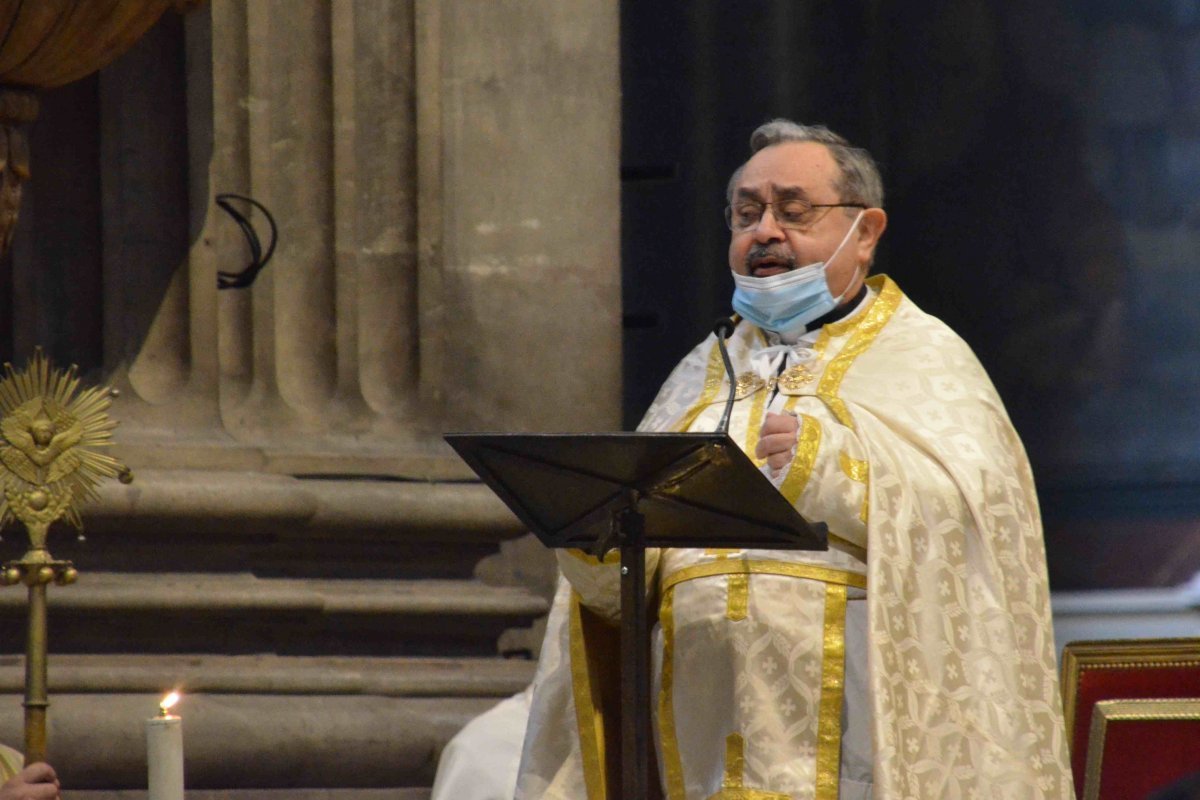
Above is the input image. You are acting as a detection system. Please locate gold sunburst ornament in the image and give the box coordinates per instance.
[0,349,130,765]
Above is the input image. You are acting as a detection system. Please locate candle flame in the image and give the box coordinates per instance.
[159,691,181,715]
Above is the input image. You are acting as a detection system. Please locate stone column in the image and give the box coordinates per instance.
[419,0,623,433]
[97,0,622,475]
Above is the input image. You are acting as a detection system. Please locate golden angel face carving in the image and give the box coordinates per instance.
[2,398,84,483]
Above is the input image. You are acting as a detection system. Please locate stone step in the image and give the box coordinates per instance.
[0,653,535,698]
[0,656,532,793]
[3,470,528,580]
[0,574,548,657]
[0,693,500,790]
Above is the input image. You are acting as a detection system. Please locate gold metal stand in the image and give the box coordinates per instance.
[0,350,128,763]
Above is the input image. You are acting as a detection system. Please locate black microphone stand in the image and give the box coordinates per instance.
[713,317,738,434]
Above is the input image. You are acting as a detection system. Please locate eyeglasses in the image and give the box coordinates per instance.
[724,199,866,232]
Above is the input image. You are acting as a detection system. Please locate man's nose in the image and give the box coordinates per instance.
[752,206,785,241]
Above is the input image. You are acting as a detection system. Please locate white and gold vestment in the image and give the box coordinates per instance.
[515,276,1074,800]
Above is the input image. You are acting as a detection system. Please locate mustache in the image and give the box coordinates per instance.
[744,244,797,271]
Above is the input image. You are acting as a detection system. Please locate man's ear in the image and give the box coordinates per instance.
[857,207,888,262]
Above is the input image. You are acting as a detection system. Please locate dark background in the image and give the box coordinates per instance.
[620,0,1200,590]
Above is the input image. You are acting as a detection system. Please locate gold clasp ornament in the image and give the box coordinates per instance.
[776,363,816,393]
[734,372,765,400]
[716,363,820,403]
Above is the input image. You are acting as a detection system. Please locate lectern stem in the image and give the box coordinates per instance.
[619,506,650,800]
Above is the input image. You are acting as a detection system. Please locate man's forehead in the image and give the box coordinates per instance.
[733,141,838,196]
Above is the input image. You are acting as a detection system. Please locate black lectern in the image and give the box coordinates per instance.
[445,431,826,799]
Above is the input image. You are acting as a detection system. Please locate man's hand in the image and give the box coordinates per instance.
[0,762,60,800]
[756,411,799,476]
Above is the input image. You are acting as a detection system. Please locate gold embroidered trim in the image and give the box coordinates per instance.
[811,326,834,360]
[727,573,749,621]
[702,733,792,799]
[705,549,750,619]
[838,451,868,482]
[659,585,686,800]
[744,384,770,468]
[662,580,807,800]
[838,451,870,524]
[565,548,621,566]
[778,413,821,505]
[568,592,607,800]
[725,732,746,787]
[662,559,867,593]
[815,584,848,800]
[816,275,903,431]
[677,340,728,432]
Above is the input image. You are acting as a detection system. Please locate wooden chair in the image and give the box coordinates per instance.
[1062,638,1200,798]
[1081,698,1200,799]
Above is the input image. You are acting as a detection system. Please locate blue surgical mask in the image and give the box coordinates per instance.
[731,211,864,338]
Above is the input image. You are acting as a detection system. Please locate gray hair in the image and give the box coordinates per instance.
[726,119,884,209]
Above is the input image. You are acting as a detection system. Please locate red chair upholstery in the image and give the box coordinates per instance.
[1081,698,1200,800]
[1061,639,1200,798]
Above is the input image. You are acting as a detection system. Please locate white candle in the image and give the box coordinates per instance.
[146,692,184,800]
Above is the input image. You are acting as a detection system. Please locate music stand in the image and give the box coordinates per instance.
[446,431,826,800]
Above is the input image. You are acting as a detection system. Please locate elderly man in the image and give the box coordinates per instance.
[515,120,1073,799]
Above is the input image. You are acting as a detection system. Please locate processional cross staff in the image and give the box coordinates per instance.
[0,350,129,763]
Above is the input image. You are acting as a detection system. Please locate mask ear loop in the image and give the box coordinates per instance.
[828,210,866,303]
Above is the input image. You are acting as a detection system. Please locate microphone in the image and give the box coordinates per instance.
[713,317,738,433]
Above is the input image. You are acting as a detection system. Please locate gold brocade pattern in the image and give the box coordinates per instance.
[662,559,866,593]
[745,387,770,469]
[727,573,749,621]
[815,585,848,800]
[838,451,870,524]
[568,592,608,800]
[725,733,746,786]
[679,341,728,433]
[659,585,686,800]
[707,549,750,621]
[519,276,1073,800]
[660,561,863,799]
[706,789,793,800]
[816,276,903,430]
[779,413,821,506]
[837,451,868,483]
[704,734,792,800]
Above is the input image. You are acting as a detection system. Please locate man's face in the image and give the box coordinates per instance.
[727,141,878,300]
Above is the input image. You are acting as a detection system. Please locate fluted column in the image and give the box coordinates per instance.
[341,1,420,429]
[88,0,621,474]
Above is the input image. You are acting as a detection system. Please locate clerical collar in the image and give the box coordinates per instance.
[806,283,869,332]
